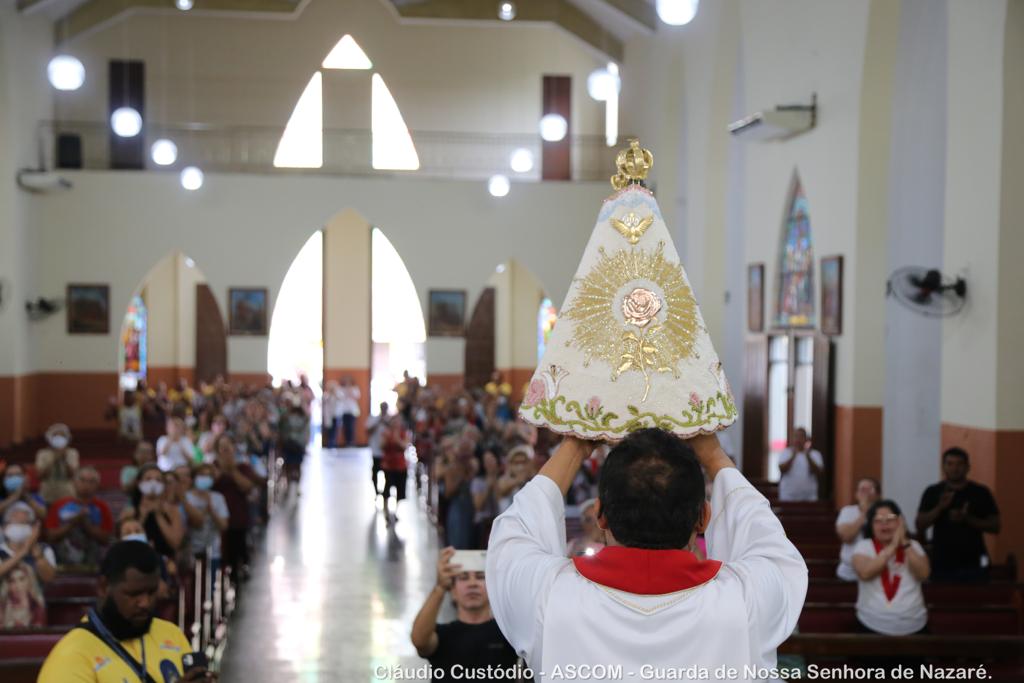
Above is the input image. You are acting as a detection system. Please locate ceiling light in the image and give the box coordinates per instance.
[488,174,510,198]
[539,113,568,142]
[176,0,194,9]
[509,148,534,173]
[656,0,699,26]
[47,55,85,91]
[150,139,178,166]
[587,66,620,102]
[180,166,204,191]
[111,107,142,137]
[498,2,516,21]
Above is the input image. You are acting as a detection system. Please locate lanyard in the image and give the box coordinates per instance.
[86,608,150,683]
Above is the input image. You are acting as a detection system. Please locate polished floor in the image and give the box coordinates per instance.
[219,445,444,682]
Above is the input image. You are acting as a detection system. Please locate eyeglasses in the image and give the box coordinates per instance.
[873,514,899,523]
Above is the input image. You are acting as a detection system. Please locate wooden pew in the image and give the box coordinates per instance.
[799,602,1022,636]
[807,579,1022,606]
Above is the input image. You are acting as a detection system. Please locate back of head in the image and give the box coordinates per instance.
[101,541,161,585]
[598,428,705,549]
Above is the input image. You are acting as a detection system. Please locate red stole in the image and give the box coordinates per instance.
[872,539,904,602]
[572,545,721,595]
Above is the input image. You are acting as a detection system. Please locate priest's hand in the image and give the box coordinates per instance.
[686,433,735,481]
[436,546,461,592]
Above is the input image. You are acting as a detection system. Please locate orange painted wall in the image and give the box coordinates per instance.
[833,404,883,508]
[228,372,272,388]
[0,372,120,447]
[147,366,196,388]
[323,368,371,445]
[941,423,1024,564]
[426,373,465,397]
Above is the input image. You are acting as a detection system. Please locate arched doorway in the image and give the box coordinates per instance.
[267,231,324,395]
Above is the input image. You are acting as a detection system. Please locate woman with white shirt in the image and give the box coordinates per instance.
[835,477,881,581]
[852,499,930,635]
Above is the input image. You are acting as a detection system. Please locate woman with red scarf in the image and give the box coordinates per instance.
[852,500,930,635]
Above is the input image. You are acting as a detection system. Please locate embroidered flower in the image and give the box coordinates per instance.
[621,287,662,327]
[586,396,602,417]
[689,392,701,410]
[525,379,546,407]
[541,364,570,400]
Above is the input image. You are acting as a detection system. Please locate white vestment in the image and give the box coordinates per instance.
[486,468,807,683]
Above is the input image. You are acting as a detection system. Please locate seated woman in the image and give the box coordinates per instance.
[0,502,56,627]
[34,423,80,504]
[836,477,881,581]
[1,463,48,522]
[128,464,186,564]
[852,499,930,635]
[119,441,156,494]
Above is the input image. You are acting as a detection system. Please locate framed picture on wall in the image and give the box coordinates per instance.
[428,289,466,337]
[67,284,110,334]
[821,255,844,336]
[228,287,268,336]
[747,264,764,333]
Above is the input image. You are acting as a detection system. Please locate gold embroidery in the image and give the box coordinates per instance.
[562,242,700,402]
[610,212,654,245]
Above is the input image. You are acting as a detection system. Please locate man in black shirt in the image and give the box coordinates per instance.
[916,447,1001,582]
[412,547,520,682]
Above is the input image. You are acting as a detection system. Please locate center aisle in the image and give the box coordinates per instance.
[220,445,440,682]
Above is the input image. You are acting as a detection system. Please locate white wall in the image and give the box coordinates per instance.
[25,171,607,376]
[56,0,607,136]
[0,5,52,378]
[883,0,946,516]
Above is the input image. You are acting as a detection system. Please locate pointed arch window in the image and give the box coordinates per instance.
[775,176,815,328]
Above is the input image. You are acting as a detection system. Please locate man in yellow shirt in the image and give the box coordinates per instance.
[39,541,216,683]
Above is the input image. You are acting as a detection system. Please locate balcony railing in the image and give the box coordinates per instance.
[39,121,622,182]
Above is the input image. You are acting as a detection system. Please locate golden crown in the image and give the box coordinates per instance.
[611,139,654,190]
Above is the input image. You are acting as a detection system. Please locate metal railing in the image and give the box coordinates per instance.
[39,120,621,182]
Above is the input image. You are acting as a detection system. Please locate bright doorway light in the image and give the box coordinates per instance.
[176,0,193,9]
[371,228,426,413]
[656,0,699,26]
[274,73,323,168]
[268,231,323,389]
[111,107,142,137]
[510,148,534,173]
[322,35,372,70]
[539,113,568,142]
[47,55,85,91]
[371,74,420,170]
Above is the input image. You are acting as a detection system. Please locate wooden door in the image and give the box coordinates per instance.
[195,284,227,384]
[811,334,834,500]
[541,75,572,180]
[463,287,496,390]
[742,336,768,480]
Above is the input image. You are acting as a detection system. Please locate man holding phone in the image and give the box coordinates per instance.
[411,546,519,682]
[38,541,216,682]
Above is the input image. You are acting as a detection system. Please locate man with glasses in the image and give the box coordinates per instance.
[45,466,114,570]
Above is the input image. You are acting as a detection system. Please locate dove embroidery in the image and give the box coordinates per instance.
[610,212,654,245]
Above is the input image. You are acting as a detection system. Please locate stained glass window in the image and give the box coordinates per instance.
[120,295,147,390]
[537,297,558,360]
[775,178,815,328]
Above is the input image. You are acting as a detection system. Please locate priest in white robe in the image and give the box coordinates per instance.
[486,428,807,683]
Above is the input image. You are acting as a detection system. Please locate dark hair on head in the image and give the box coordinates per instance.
[213,432,235,454]
[597,428,705,549]
[942,447,969,465]
[101,541,161,584]
[863,499,902,541]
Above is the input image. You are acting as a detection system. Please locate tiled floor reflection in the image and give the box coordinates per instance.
[219,447,441,682]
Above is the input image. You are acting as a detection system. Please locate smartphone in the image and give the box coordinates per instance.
[182,651,208,673]
[449,550,486,573]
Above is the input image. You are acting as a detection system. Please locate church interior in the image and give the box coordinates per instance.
[1,0,1022,680]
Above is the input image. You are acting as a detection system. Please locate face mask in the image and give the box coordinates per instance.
[3,523,32,545]
[122,533,148,544]
[4,475,24,493]
[49,435,69,450]
[138,480,165,497]
[100,596,153,641]
[194,475,214,491]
